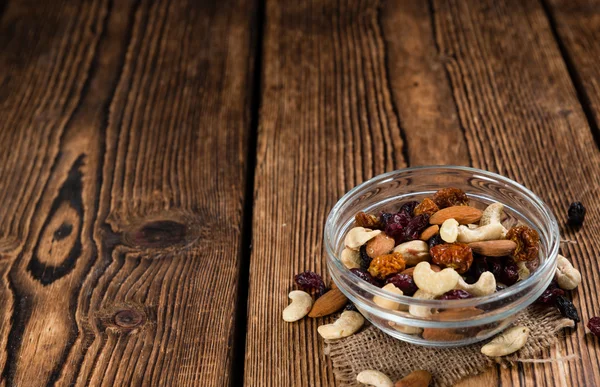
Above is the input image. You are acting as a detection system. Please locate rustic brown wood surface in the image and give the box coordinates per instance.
[0,0,257,385]
[1,0,600,386]
[245,0,600,386]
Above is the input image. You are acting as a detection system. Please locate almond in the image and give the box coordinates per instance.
[401,264,441,276]
[395,370,432,387]
[366,233,395,258]
[419,225,439,241]
[429,206,483,225]
[421,327,465,341]
[308,288,348,317]
[468,240,517,257]
[431,307,483,321]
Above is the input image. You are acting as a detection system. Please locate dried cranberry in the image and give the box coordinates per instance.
[294,271,326,297]
[344,303,358,312]
[536,282,565,305]
[401,214,431,242]
[555,295,580,323]
[385,273,417,296]
[439,289,473,300]
[500,260,519,286]
[350,268,379,286]
[428,234,444,250]
[587,317,600,337]
[568,202,586,227]
[359,245,372,270]
[399,201,420,216]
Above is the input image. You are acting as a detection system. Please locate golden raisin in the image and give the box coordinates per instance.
[414,198,439,216]
[355,211,382,229]
[433,188,469,209]
[368,252,406,280]
[430,243,473,274]
[506,226,540,262]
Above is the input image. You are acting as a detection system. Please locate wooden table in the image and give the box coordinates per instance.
[0,0,599,385]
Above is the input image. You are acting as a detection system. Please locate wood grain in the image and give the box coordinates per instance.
[428,0,600,385]
[244,0,408,385]
[0,0,256,385]
[247,0,600,386]
[543,0,600,151]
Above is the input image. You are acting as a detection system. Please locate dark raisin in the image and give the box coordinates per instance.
[399,201,420,216]
[428,234,444,250]
[359,245,372,270]
[385,273,417,296]
[487,257,505,279]
[380,212,394,226]
[382,212,412,243]
[294,271,326,297]
[536,282,565,305]
[496,284,507,292]
[587,317,600,337]
[567,202,586,227]
[344,303,358,312]
[500,260,519,286]
[555,295,580,323]
[439,289,473,300]
[401,214,431,242]
[467,256,488,284]
[350,268,379,286]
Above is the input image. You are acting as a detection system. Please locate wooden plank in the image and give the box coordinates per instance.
[428,1,600,384]
[0,0,256,385]
[247,0,600,386]
[244,0,409,385]
[543,0,600,160]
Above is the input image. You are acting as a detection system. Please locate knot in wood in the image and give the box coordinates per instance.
[129,220,187,248]
[114,310,144,328]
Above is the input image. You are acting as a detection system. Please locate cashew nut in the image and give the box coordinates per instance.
[480,202,504,225]
[409,289,437,318]
[413,262,460,296]
[341,247,361,269]
[479,202,509,237]
[356,370,393,387]
[317,311,364,339]
[455,272,496,296]
[481,326,529,357]
[517,261,530,281]
[282,291,313,322]
[555,254,582,290]
[388,321,423,335]
[440,218,459,243]
[373,283,407,311]
[457,223,505,243]
[393,240,430,266]
[345,227,382,250]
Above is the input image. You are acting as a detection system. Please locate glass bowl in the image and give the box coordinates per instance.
[324,166,559,347]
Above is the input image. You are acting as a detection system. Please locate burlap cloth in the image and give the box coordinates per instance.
[325,306,575,386]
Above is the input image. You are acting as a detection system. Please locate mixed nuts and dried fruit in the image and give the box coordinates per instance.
[283,187,593,385]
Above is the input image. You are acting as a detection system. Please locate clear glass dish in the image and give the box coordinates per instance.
[324,166,559,347]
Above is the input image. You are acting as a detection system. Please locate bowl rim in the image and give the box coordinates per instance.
[324,165,560,308]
